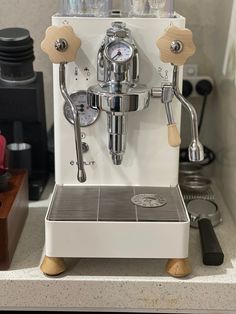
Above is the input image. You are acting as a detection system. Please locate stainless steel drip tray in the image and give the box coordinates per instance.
[47,185,188,223]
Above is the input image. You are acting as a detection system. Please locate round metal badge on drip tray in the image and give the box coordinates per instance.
[131,194,167,208]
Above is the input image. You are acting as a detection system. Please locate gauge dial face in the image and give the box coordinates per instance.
[64,91,100,127]
[106,41,133,63]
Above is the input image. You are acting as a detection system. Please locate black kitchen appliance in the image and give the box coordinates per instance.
[0,27,49,200]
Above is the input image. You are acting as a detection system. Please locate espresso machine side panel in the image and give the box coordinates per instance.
[52,16,185,186]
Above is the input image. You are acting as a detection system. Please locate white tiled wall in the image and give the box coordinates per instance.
[1,0,236,218]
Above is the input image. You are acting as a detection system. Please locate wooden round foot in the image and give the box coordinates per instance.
[40,256,66,276]
[166,258,192,278]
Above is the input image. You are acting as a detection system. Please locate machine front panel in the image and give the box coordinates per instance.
[52,16,185,186]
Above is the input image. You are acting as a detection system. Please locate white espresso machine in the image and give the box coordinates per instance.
[40,0,204,277]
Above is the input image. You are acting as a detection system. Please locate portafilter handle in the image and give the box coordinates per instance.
[41,26,86,183]
[157,26,204,162]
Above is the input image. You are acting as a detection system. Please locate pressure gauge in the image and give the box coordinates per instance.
[64,91,100,127]
[105,40,134,64]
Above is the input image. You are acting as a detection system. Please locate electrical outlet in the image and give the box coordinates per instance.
[183,64,214,97]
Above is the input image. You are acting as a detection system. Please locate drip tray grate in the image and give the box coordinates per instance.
[48,185,188,222]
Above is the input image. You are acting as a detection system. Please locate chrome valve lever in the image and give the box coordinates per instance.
[59,63,86,182]
[162,84,174,124]
[157,25,204,162]
[41,25,86,182]
[162,84,181,147]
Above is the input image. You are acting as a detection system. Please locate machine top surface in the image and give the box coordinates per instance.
[53,14,183,19]
[48,185,188,223]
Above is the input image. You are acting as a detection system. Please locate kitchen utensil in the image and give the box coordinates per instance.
[188,199,224,266]
[179,162,203,176]
[165,0,174,17]
[60,0,78,15]
[130,0,146,16]
[149,0,174,17]
[180,175,211,192]
[0,27,35,83]
[60,0,110,16]
[7,143,32,177]
[181,186,215,202]
[149,0,166,9]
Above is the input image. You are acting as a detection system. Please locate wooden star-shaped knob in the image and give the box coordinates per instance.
[157,26,196,66]
[41,25,81,64]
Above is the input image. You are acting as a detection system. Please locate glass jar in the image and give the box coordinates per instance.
[59,0,174,17]
[129,0,174,17]
[165,0,175,17]
[130,0,146,16]
[60,0,78,16]
[83,0,109,17]
[60,0,110,17]
[150,0,175,17]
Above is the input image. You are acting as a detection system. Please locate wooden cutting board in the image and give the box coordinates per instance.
[0,170,28,270]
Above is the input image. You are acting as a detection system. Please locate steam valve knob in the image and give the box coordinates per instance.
[157,26,196,66]
[41,25,81,64]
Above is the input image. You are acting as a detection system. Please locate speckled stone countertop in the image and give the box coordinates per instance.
[0,180,236,313]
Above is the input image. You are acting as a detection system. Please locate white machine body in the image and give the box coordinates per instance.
[45,15,190,259]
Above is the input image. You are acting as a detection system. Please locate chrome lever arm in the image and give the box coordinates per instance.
[59,62,86,183]
[162,84,174,125]
[161,84,181,147]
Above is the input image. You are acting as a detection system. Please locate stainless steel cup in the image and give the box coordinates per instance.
[7,143,32,177]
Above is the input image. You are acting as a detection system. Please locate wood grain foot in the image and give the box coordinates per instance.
[166,258,192,278]
[40,256,66,276]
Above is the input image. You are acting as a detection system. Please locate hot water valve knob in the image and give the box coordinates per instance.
[156,25,196,66]
[156,26,196,149]
[41,25,81,63]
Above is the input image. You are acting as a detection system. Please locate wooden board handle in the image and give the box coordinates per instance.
[41,25,81,64]
[168,124,181,147]
[157,26,196,66]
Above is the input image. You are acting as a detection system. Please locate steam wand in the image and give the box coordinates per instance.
[172,65,204,162]
[59,63,86,182]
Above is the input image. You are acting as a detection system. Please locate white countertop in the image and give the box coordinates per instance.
[0,179,236,313]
